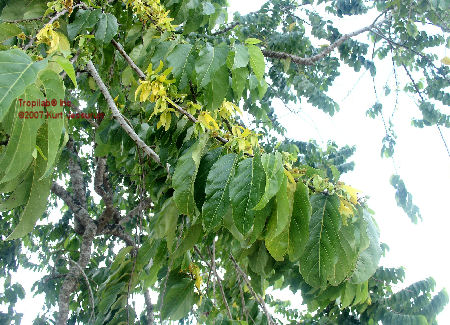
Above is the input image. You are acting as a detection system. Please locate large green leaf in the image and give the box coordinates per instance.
[202,153,237,231]
[0,49,46,122]
[195,43,229,89]
[67,9,101,40]
[288,181,312,261]
[95,13,118,44]
[173,134,208,216]
[161,278,197,320]
[194,147,223,211]
[0,0,46,21]
[300,194,356,288]
[167,43,195,91]
[254,152,284,210]
[350,212,382,283]
[38,69,65,179]
[205,63,229,110]
[0,166,33,212]
[0,23,22,42]
[231,67,248,100]
[265,176,293,260]
[0,84,45,183]
[232,44,249,69]
[154,197,179,252]
[6,126,52,240]
[247,44,265,81]
[229,154,265,234]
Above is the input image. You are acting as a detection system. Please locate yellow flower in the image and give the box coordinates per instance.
[341,184,361,205]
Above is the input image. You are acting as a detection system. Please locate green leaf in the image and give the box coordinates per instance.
[248,241,269,276]
[288,181,312,261]
[0,23,22,42]
[154,197,179,252]
[229,154,266,234]
[0,0,46,21]
[7,126,52,240]
[202,2,215,15]
[231,67,248,100]
[95,13,118,44]
[38,69,65,179]
[205,64,229,110]
[167,43,195,91]
[194,147,223,211]
[0,167,33,212]
[350,212,382,283]
[202,153,237,231]
[0,85,45,184]
[247,44,265,81]
[53,56,77,88]
[245,38,262,45]
[195,43,229,89]
[172,223,203,259]
[161,278,197,320]
[0,49,46,122]
[254,152,284,210]
[173,134,209,216]
[67,9,101,40]
[265,176,293,260]
[233,44,249,69]
[300,194,356,288]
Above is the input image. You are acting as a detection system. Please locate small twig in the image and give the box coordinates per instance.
[67,258,95,324]
[211,22,239,36]
[208,244,232,319]
[119,198,152,225]
[229,253,274,325]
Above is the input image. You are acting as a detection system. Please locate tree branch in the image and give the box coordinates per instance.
[119,198,152,225]
[86,60,161,164]
[144,289,155,325]
[211,22,239,36]
[229,253,274,325]
[208,246,232,320]
[262,15,386,66]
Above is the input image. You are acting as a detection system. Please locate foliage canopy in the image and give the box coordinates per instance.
[0,0,449,324]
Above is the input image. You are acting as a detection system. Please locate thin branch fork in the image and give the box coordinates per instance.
[262,14,387,66]
[229,253,274,325]
[86,60,161,164]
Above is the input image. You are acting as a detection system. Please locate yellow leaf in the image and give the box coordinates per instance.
[441,56,450,65]
[284,169,296,184]
[198,111,219,131]
[341,184,361,205]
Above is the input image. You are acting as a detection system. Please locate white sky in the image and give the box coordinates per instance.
[6,1,450,323]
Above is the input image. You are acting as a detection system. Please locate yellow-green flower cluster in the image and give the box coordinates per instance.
[124,0,175,32]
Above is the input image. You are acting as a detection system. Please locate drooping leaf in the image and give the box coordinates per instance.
[161,278,197,320]
[0,167,33,212]
[247,44,265,81]
[38,69,65,179]
[167,43,195,91]
[6,126,52,240]
[229,154,265,234]
[232,44,249,69]
[195,43,229,89]
[67,9,101,40]
[0,23,22,42]
[0,0,46,21]
[0,49,46,122]
[300,194,356,288]
[288,181,312,261]
[231,67,248,100]
[194,147,223,211]
[95,13,118,44]
[350,212,382,283]
[173,134,209,216]
[204,63,229,110]
[0,85,45,183]
[202,153,237,231]
[154,197,179,252]
[254,152,284,210]
[53,56,77,88]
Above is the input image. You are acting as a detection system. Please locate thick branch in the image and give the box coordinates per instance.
[262,15,386,66]
[67,139,87,208]
[57,219,96,325]
[211,22,239,36]
[86,60,161,164]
